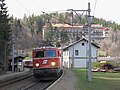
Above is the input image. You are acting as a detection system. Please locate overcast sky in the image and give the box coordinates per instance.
[5,0,120,24]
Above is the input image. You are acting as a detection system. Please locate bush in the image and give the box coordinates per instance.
[103,63,114,69]
[92,62,100,68]
[92,61,114,68]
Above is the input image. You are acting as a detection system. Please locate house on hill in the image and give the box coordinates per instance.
[62,38,100,68]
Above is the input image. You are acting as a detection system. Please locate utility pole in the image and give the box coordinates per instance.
[4,43,7,71]
[87,2,92,81]
[12,36,15,72]
[42,11,45,40]
[71,9,74,71]
[67,2,92,81]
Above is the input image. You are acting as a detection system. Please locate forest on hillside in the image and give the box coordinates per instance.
[6,12,120,60]
[13,12,120,46]
[2,12,120,54]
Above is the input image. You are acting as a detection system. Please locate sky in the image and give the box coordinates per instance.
[5,0,120,24]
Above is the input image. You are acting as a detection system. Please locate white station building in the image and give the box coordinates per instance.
[62,38,100,68]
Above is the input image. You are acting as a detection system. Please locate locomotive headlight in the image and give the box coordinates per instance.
[51,62,56,66]
[35,63,39,67]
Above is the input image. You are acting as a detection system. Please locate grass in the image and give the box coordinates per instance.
[74,69,120,90]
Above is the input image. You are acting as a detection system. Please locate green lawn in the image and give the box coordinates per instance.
[74,69,120,90]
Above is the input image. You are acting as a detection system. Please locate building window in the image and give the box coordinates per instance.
[75,50,79,56]
[82,43,85,46]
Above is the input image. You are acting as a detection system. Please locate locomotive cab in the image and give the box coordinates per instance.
[32,46,62,80]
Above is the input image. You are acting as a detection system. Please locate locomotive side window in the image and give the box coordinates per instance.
[46,50,56,57]
[35,51,44,58]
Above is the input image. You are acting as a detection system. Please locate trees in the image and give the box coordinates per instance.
[44,28,69,47]
[0,0,11,72]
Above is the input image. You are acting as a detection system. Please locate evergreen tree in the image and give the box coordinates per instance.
[0,0,11,72]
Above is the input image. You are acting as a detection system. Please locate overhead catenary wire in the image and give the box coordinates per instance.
[16,0,31,15]
[15,0,93,25]
[93,0,97,16]
[41,10,70,14]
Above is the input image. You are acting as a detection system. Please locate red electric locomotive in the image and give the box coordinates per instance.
[32,45,62,80]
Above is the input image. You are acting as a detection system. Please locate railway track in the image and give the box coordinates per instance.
[21,80,55,90]
[0,69,63,90]
[20,70,64,90]
[0,69,33,87]
[0,74,35,90]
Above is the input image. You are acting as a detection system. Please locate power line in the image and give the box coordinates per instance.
[93,0,97,16]
[16,0,31,15]
[41,10,68,13]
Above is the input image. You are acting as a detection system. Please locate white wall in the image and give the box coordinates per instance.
[63,40,98,68]
[63,49,70,68]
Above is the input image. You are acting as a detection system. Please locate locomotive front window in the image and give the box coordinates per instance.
[46,50,56,57]
[35,51,44,58]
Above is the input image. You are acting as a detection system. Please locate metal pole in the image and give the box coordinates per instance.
[88,2,92,81]
[67,3,92,81]
[12,38,15,72]
[4,43,7,71]
[71,10,74,70]
[42,11,45,40]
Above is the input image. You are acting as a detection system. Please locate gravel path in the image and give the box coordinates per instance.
[48,69,77,90]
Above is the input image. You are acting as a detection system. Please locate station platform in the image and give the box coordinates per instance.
[0,68,30,83]
[47,68,77,90]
